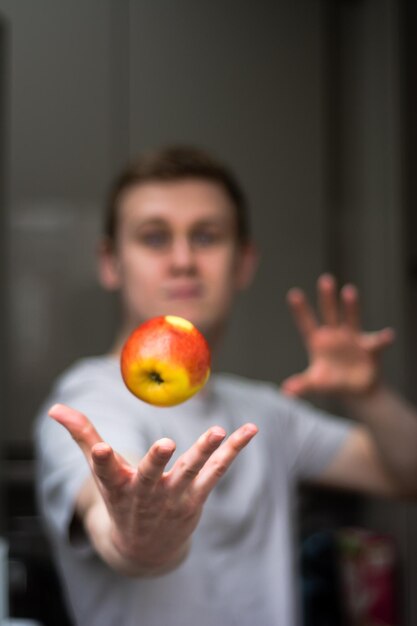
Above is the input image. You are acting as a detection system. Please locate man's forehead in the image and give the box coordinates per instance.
[119,179,235,225]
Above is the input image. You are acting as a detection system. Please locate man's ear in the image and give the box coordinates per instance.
[235,242,259,291]
[97,238,121,291]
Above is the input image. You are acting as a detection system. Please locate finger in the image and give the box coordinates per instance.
[91,443,132,492]
[341,284,361,330]
[135,438,176,495]
[166,427,226,494]
[360,327,396,353]
[281,373,313,397]
[318,274,338,326]
[287,288,318,342]
[49,403,103,459]
[193,423,258,500]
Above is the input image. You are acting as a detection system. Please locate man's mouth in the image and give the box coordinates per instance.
[165,284,203,299]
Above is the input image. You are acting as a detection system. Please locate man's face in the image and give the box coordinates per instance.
[101,179,256,344]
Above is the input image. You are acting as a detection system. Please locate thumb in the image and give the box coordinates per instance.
[281,373,312,397]
[360,327,395,353]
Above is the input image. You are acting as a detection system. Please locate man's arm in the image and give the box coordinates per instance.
[317,386,417,497]
[282,274,417,498]
[49,403,258,576]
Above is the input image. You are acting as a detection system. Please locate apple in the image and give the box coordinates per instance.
[120,315,211,407]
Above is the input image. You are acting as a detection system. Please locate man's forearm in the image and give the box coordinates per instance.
[345,385,417,493]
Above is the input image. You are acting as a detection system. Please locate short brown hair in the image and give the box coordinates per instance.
[104,145,250,244]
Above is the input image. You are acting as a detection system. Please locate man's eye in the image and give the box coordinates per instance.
[191,231,221,246]
[140,232,170,248]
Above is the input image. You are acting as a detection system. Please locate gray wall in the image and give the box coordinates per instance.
[1,0,124,443]
[322,1,412,621]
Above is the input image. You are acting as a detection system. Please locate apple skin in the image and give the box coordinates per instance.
[120,315,211,407]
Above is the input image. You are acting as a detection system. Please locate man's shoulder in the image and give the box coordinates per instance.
[213,372,291,410]
[214,372,276,393]
[35,355,130,439]
[212,372,336,422]
[54,355,120,393]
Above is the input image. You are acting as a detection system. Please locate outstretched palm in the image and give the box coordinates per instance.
[49,403,258,575]
[281,275,394,397]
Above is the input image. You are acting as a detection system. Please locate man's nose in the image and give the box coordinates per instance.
[170,237,196,271]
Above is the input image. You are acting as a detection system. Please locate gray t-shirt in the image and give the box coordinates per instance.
[34,356,352,626]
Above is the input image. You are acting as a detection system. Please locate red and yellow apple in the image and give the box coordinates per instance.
[120,315,211,407]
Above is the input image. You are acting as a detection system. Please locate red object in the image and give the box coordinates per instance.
[121,315,210,388]
[338,528,398,626]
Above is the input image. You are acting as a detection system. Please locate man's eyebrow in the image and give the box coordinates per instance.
[132,218,169,229]
[132,216,232,229]
[191,217,232,227]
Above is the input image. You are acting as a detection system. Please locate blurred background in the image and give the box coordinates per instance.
[0,0,416,624]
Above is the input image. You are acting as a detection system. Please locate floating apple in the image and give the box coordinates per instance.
[120,315,211,407]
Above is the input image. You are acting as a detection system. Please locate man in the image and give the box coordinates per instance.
[35,146,417,626]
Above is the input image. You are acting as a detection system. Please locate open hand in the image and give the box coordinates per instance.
[281,274,394,397]
[49,403,258,574]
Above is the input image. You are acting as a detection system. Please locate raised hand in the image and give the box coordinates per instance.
[49,403,258,575]
[281,274,394,397]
